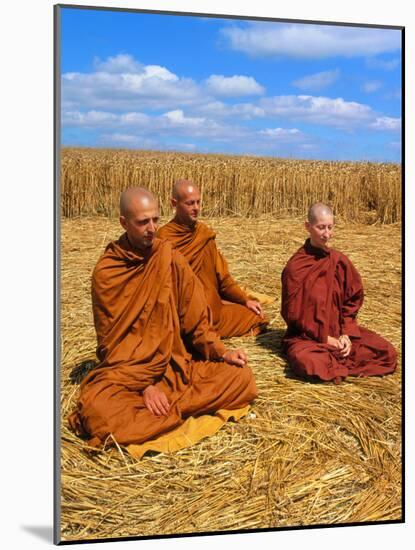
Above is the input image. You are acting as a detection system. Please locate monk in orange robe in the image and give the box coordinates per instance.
[68,188,257,448]
[281,202,397,384]
[157,180,268,338]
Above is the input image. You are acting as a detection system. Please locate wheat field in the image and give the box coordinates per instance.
[61,148,401,223]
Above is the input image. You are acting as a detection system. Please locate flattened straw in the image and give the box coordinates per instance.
[110,434,132,473]
[60,215,401,541]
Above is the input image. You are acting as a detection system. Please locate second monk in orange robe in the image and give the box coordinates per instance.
[281,203,397,384]
[158,180,268,338]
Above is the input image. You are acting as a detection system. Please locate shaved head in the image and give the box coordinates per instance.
[172,179,200,200]
[307,203,333,224]
[171,179,201,226]
[305,202,334,249]
[120,187,157,218]
[119,187,159,251]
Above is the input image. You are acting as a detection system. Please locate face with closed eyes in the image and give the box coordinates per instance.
[172,185,201,226]
[305,211,334,249]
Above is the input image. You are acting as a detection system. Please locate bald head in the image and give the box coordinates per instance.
[305,202,334,249]
[171,179,201,226]
[307,203,333,225]
[119,187,159,251]
[172,179,200,200]
[120,187,157,219]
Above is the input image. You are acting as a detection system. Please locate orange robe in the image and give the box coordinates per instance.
[281,239,397,381]
[68,235,257,447]
[157,220,268,338]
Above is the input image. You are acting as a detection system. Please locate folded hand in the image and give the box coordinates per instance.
[223,348,248,367]
[143,385,170,416]
[245,300,264,318]
[338,334,352,357]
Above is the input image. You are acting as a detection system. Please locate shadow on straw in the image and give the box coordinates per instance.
[69,359,98,385]
[255,327,320,384]
[255,327,285,355]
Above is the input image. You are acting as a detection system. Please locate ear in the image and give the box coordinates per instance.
[305,220,311,232]
[120,215,127,231]
[171,197,177,209]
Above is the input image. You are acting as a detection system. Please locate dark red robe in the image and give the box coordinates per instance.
[281,239,397,381]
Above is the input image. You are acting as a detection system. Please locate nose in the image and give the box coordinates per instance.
[148,220,156,232]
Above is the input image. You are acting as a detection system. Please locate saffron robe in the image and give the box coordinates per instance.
[281,239,397,381]
[68,236,257,447]
[157,220,268,338]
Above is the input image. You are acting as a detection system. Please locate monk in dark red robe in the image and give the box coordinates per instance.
[68,188,257,448]
[281,202,397,383]
[157,180,268,338]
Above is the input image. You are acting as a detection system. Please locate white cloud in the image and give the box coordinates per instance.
[221,23,401,59]
[63,93,401,149]
[62,110,121,126]
[63,54,267,113]
[366,57,401,71]
[292,69,340,91]
[388,141,401,150]
[63,53,400,150]
[370,116,401,131]
[252,127,312,154]
[162,110,206,127]
[93,54,143,74]
[196,101,265,119]
[62,51,401,155]
[102,133,149,145]
[62,108,239,142]
[62,54,200,111]
[259,127,303,140]
[140,65,179,81]
[61,106,313,153]
[63,108,208,131]
[205,74,264,96]
[119,112,151,125]
[362,80,383,93]
[108,133,141,144]
[99,133,156,148]
[259,95,373,128]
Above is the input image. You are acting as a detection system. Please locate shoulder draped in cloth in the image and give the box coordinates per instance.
[158,220,268,338]
[281,239,397,381]
[68,235,257,448]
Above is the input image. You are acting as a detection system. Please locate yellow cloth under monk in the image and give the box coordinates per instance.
[127,406,249,459]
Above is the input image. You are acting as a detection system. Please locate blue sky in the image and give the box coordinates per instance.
[60,7,402,161]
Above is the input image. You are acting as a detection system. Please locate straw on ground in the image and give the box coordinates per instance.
[60,215,401,541]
